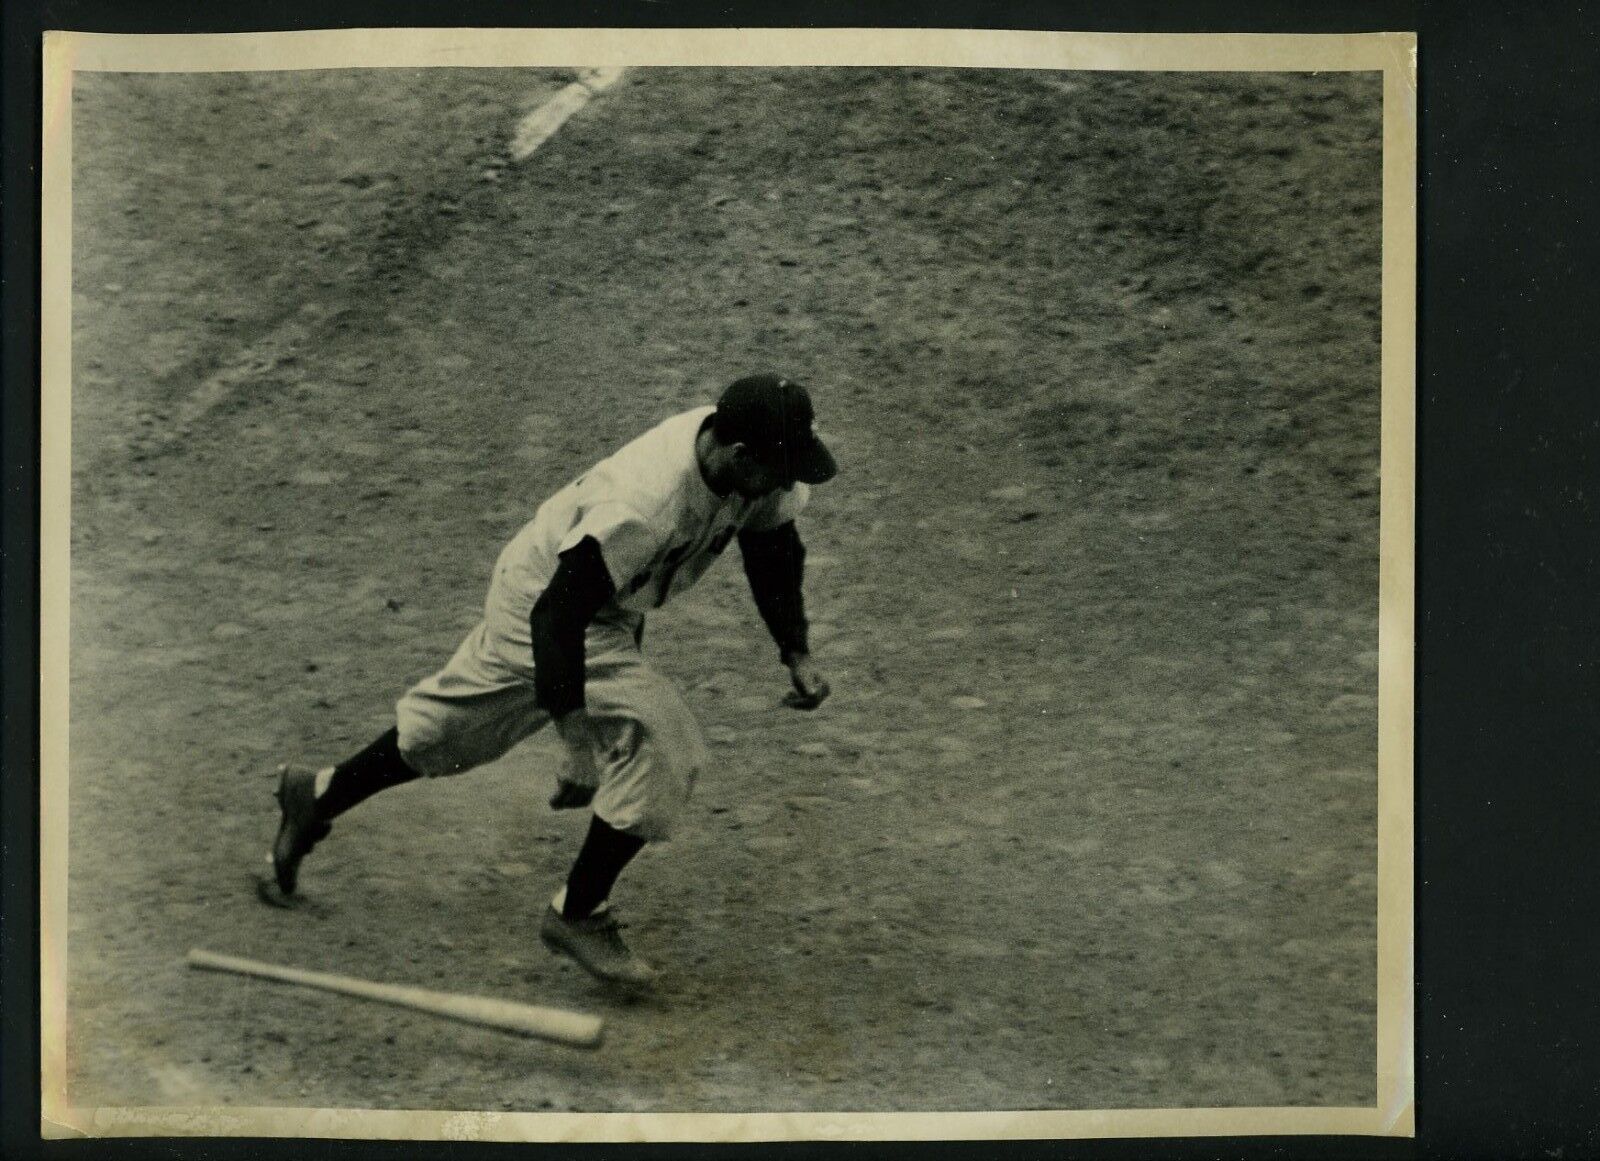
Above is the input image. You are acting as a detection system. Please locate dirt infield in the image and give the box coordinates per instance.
[66,66,1382,1113]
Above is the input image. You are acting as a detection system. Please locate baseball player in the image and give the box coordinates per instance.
[261,374,836,989]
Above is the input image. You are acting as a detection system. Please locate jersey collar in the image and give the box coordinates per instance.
[692,410,732,503]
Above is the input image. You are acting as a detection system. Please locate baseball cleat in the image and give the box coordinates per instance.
[539,905,658,990]
[266,763,332,898]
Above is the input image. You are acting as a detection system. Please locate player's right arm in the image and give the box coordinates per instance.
[529,536,617,804]
[531,500,662,805]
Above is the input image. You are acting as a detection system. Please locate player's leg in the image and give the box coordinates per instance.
[538,625,708,986]
[559,806,647,920]
[264,619,549,901]
[264,727,420,901]
[307,727,418,820]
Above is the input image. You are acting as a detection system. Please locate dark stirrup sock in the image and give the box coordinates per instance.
[316,726,421,821]
[562,815,647,920]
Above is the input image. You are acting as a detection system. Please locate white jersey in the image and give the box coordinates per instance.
[496,406,809,616]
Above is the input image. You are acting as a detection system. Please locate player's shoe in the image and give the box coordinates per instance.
[539,905,658,989]
[266,763,332,898]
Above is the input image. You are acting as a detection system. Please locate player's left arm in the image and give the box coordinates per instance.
[737,517,830,710]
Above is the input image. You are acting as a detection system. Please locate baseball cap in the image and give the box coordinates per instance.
[714,374,838,485]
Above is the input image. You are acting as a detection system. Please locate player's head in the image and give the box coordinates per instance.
[712,375,838,497]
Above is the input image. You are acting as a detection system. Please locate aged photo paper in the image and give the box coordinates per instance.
[40,26,1416,1143]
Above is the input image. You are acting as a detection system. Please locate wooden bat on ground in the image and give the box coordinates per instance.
[187,948,604,1049]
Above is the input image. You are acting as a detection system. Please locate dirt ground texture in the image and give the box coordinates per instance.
[66,67,1383,1114]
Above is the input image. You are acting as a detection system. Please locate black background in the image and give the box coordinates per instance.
[4,1,1597,1158]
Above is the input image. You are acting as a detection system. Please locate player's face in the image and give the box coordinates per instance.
[729,447,794,499]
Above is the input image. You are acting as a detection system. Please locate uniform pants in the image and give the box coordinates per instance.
[392,563,707,843]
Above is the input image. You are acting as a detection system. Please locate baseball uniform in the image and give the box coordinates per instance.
[394,405,809,841]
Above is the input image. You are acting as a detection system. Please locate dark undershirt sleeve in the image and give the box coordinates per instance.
[738,520,810,663]
[530,535,618,718]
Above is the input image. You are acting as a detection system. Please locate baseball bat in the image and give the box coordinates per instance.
[187,948,604,1049]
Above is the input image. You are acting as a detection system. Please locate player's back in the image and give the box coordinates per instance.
[493,406,713,599]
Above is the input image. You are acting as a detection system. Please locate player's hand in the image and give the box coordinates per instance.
[551,709,601,808]
[549,779,595,810]
[783,653,831,711]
